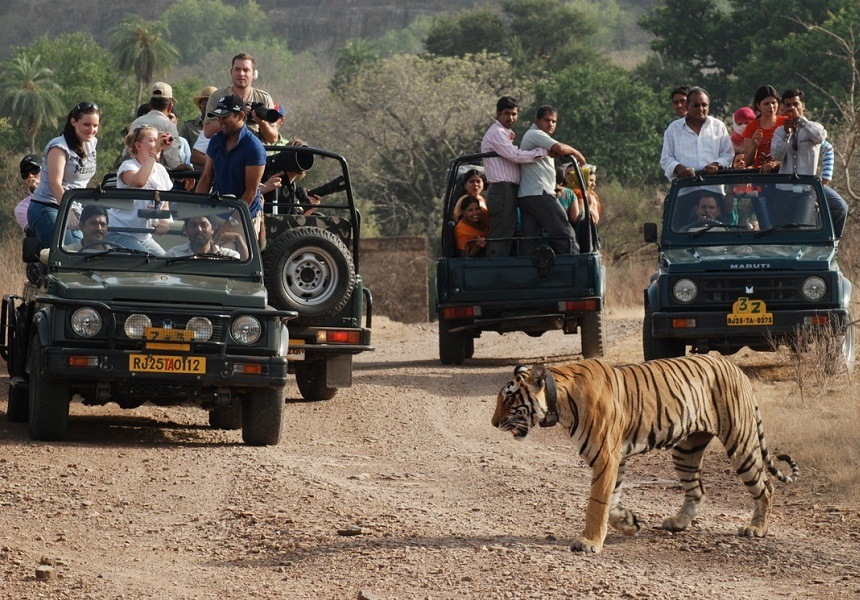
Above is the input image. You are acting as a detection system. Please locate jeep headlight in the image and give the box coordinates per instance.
[186,317,213,341]
[672,279,698,303]
[71,308,102,337]
[124,314,152,339]
[801,276,826,301]
[232,316,262,344]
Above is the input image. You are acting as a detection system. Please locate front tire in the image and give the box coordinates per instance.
[28,336,71,441]
[643,309,685,361]
[295,361,338,401]
[580,311,605,358]
[242,388,284,446]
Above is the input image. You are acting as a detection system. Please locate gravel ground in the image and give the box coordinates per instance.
[1,311,858,599]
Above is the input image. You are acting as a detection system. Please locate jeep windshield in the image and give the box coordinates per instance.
[668,176,825,237]
[53,189,255,266]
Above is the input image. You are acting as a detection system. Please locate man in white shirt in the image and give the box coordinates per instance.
[518,105,586,256]
[660,87,734,227]
[165,215,247,260]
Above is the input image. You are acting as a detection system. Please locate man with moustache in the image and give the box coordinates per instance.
[165,215,247,260]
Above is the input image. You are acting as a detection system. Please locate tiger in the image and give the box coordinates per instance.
[491,354,799,554]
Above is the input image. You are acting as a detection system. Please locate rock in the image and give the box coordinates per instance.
[35,565,55,580]
[357,590,382,600]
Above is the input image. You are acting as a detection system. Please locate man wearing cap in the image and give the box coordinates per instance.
[14,154,41,230]
[196,94,266,238]
[181,85,217,151]
[127,81,189,170]
[202,53,279,144]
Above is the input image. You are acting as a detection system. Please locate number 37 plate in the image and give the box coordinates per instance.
[727,297,773,326]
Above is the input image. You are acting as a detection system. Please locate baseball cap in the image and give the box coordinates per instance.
[150,81,174,99]
[733,106,755,124]
[274,103,285,118]
[208,94,244,117]
[19,154,41,177]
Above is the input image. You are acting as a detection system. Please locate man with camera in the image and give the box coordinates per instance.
[202,53,280,145]
[127,82,190,171]
[771,88,848,239]
[196,94,267,240]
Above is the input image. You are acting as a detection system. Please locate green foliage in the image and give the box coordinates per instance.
[331,40,380,92]
[375,15,434,57]
[535,63,664,185]
[297,52,530,237]
[110,16,180,113]
[163,0,272,65]
[19,33,135,181]
[0,54,65,152]
[424,0,598,71]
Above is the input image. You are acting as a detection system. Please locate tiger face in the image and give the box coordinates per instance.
[491,365,550,439]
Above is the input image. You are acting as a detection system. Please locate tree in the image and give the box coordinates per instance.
[424,0,597,72]
[110,16,179,114]
[534,63,664,186]
[299,52,531,237]
[0,53,64,152]
[331,39,380,92]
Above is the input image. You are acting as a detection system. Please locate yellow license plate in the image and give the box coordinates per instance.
[287,339,305,361]
[145,327,195,342]
[727,297,773,326]
[129,354,206,374]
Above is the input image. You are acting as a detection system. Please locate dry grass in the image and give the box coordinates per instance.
[0,228,25,297]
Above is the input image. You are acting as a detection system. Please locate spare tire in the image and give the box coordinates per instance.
[263,226,356,325]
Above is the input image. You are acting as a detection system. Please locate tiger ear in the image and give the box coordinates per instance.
[514,364,529,376]
[531,364,548,383]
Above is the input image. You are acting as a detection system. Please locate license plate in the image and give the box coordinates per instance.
[288,339,305,361]
[129,354,206,374]
[145,327,195,342]
[727,297,773,326]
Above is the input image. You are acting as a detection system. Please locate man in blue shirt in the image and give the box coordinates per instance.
[196,94,266,219]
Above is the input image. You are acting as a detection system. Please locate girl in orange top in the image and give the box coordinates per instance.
[454,195,489,257]
[742,85,786,172]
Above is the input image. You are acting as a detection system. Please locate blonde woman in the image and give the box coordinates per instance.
[107,125,174,254]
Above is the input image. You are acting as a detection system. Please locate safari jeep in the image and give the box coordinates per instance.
[435,152,605,365]
[259,145,373,400]
[1,188,295,445]
[643,171,855,371]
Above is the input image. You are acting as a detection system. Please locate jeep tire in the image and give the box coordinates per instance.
[28,336,71,441]
[580,311,605,358]
[242,388,284,446]
[263,227,355,326]
[643,309,686,361]
[295,360,338,401]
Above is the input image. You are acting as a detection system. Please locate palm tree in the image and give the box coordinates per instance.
[331,39,380,92]
[110,16,179,114]
[0,53,65,153]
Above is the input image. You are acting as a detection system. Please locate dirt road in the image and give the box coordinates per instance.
[1,312,858,599]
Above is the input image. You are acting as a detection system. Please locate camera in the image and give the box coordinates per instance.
[308,175,346,198]
[248,102,282,123]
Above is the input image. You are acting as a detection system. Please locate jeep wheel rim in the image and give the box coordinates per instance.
[284,248,338,306]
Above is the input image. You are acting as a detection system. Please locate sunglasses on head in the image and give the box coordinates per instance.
[73,101,99,115]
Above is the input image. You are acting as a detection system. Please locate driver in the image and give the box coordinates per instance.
[164,215,248,260]
[65,205,110,252]
[682,194,723,231]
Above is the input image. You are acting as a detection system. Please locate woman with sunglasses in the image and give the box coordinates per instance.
[27,102,100,247]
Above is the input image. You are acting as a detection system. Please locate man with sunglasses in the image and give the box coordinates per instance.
[13,154,41,230]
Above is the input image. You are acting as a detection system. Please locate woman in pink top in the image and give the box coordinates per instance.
[742,85,786,172]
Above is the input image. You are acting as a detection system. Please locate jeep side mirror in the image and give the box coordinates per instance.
[643,223,658,244]
[22,236,42,263]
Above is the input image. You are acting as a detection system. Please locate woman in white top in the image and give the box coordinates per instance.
[107,125,174,254]
[27,102,100,247]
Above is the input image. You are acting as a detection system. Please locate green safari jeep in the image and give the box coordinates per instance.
[643,171,855,371]
[2,187,296,445]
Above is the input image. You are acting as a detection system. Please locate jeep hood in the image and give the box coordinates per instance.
[661,244,835,271]
[46,272,269,308]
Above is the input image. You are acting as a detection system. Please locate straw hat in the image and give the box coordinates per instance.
[193,85,218,105]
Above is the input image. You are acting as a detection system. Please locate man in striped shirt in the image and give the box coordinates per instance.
[480,96,550,258]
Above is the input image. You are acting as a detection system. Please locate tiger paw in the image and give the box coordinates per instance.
[661,514,693,532]
[738,524,768,538]
[570,537,603,554]
[609,507,641,536]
